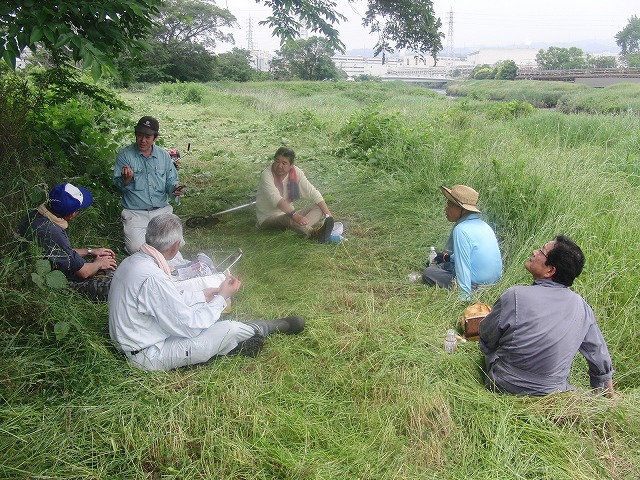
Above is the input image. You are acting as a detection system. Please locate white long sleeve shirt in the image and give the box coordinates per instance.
[108,252,227,353]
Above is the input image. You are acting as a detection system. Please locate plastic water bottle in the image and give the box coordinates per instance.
[428,246,437,265]
[444,329,458,353]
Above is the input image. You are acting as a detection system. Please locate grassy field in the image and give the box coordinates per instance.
[2,79,640,479]
[447,79,640,114]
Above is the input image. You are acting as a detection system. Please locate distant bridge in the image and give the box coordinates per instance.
[381,67,462,85]
[358,67,640,88]
[380,74,455,86]
[515,68,640,86]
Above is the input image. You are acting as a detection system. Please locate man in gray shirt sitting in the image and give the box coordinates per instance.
[479,235,615,397]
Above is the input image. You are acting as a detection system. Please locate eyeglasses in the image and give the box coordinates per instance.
[538,248,548,259]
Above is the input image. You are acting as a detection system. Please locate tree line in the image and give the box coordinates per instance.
[0,0,447,83]
[470,15,640,80]
[2,2,639,84]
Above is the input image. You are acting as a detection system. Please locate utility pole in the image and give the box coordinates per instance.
[446,8,454,71]
[246,16,254,51]
[246,17,256,69]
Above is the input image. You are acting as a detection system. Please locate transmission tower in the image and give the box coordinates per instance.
[246,17,254,51]
[446,8,454,70]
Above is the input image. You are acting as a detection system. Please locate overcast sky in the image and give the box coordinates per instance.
[215,0,637,53]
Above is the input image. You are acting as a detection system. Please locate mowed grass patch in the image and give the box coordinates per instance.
[2,80,640,479]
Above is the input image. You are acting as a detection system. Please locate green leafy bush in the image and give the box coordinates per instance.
[473,67,496,80]
[183,85,204,103]
[1,68,131,249]
[494,60,518,80]
[337,105,466,181]
[487,100,534,120]
[155,82,207,104]
[272,107,327,135]
[340,107,405,155]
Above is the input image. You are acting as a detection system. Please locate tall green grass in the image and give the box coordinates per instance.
[448,79,640,114]
[2,80,640,479]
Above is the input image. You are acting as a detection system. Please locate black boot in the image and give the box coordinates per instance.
[312,216,334,243]
[254,316,305,335]
[228,331,265,358]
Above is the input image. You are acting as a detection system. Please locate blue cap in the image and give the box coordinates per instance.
[49,183,93,217]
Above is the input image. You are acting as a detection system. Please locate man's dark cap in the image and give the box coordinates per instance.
[135,116,160,136]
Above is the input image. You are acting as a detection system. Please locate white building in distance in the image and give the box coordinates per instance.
[331,49,541,79]
[251,50,273,71]
[255,48,606,78]
[331,55,405,77]
[466,48,539,67]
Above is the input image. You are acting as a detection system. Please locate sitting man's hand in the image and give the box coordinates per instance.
[291,212,309,226]
[172,185,186,196]
[435,252,450,264]
[218,274,242,299]
[95,255,118,271]
[203,287,220,303]
[121,166,134,185]
[92,247,116,258]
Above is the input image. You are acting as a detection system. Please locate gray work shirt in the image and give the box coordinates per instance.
[479,279,614,396]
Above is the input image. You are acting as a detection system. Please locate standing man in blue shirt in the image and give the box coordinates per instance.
[420,184,502,300]
[113,116,186,254]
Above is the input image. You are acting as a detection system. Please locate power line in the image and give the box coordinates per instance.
[246,16,254,51]
[446,8,454,69]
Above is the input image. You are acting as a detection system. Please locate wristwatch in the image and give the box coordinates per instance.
[87,248,93,256]
[286,210,296,217]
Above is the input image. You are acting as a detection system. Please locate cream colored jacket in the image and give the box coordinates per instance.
[255,165,324,225]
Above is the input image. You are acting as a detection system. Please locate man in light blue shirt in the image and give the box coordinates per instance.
[113,116,185,253]
[421,184,502,300]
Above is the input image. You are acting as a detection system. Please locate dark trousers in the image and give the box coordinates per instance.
[422,262,455,288]
[68,269,114,301]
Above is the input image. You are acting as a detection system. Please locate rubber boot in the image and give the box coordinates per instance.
[228,329,265,358]
[253,316,305,335]
[312,216,334,243]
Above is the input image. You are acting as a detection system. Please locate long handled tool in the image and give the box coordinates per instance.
[170,143,191,169]
[185,200,257,228]
[214,248,244,275]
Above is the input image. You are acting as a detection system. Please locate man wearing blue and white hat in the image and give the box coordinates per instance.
[17,182,118,300]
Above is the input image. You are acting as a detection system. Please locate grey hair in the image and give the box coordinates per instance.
[145,213,183,253]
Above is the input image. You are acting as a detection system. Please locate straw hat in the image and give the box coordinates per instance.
[440,184,481,213]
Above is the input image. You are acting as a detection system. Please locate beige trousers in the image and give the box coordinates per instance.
[259,204,324,237]
[121,205,173,254]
